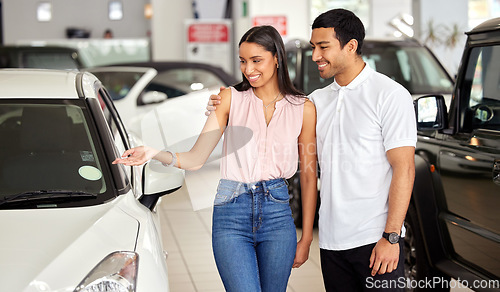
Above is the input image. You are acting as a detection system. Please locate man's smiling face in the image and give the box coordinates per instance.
[309,27,349,80]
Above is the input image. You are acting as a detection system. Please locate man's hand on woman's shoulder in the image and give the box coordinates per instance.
[205,86,226,116]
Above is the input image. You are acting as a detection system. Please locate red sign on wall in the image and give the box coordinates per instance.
[252,16,287,36]
[187,23,229,43]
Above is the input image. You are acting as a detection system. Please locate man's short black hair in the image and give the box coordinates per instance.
[312,8,365,55]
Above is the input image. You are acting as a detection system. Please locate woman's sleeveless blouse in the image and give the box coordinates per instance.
[220,87,305,183]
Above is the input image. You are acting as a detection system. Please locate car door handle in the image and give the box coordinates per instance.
[494,160,500,185]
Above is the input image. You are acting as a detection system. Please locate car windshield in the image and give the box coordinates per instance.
[94,67,227,101]
[92,71,146,101]
[362,45,454,95]
[22,51,81,70]
[301,44,454,95]
[0,101,113,208]
[149,68,226,97]
[0,49,81,70]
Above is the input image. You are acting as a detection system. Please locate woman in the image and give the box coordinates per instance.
[113,25,317,292]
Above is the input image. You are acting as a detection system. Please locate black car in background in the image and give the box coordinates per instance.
[285,37,454,98]
[0,45,85,70]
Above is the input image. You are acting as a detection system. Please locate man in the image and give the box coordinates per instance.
[309,9,416,291]
[207,8,416,291]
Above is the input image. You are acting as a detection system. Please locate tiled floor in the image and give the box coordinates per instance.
[158,183,473,292]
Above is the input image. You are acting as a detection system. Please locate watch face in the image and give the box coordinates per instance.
[389,233,399,244]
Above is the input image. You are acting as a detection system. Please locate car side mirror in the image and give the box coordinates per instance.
[140,91,168,106]
[414,95,447,131]
[139,160,185,210]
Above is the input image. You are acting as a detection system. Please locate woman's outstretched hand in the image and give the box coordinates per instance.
[112,146,160,166]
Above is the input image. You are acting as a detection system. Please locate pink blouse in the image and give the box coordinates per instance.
[220,87,304,183]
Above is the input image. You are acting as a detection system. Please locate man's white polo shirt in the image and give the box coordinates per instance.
[309,64,417,251]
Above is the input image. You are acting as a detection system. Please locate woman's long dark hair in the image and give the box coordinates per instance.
[234,25,305,101]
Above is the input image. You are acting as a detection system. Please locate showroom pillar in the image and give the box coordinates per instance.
[150,0,192,61]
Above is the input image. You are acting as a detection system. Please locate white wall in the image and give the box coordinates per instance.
[368,0,411,37]
[412,0,469,76]
[2,0,150,44]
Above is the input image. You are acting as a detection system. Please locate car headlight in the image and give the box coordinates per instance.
[74,251,139,292]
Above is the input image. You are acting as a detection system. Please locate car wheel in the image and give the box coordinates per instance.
[404,203,450,292]
[287,172,302,227]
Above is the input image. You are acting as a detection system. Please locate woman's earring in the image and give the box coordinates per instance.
[276,63,279,69]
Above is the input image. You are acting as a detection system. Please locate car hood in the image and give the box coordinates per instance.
[0,196,139,292]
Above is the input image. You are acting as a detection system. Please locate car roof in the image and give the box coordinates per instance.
[467,17,500,35]
[0,68,99,99]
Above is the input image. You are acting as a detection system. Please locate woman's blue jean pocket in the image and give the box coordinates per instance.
[214,186,237,206]
[267,183,290,204]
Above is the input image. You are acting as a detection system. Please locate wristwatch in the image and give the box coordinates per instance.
[382,232,400,244]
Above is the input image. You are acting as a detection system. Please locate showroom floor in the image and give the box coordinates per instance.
[158,183,472,292]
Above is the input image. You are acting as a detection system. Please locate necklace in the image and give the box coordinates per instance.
[261,91,281,109]
[254,90,281,125]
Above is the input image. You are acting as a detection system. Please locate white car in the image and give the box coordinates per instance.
[87,61,238,138]
[87,63,238,210]
[0,69,184,291]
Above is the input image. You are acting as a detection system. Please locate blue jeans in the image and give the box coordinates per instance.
[212,178,297,292]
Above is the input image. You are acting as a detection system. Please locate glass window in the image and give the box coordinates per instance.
[286,51,297,81]
[303,50,331,95]
[0,101,114,208]
[147,68,226,98]
[362,46,454,95]
[463,45,500,131]
[23,51,80,70]
[92,71,145,101]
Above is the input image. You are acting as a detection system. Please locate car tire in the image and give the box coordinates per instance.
[287,172,303,227]
[404,203,450,292]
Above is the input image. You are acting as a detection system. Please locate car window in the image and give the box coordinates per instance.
[148,68,226,98]
[463,45,500,131]
[92,71,145,101]
[303,50,331,95]
[96,89,128,150]
[96,88,133,178]
[286,51,297,82]
[22,52,81,70]
[362,45,454,95]
[0,102,113,205]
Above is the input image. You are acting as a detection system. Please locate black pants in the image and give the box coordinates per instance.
[320,238,405,292]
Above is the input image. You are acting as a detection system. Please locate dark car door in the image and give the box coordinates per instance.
[437,44,500,278]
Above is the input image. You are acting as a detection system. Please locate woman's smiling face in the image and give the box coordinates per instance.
[239,41,278,88]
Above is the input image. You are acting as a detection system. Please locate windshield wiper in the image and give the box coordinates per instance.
[0,190,97,206]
